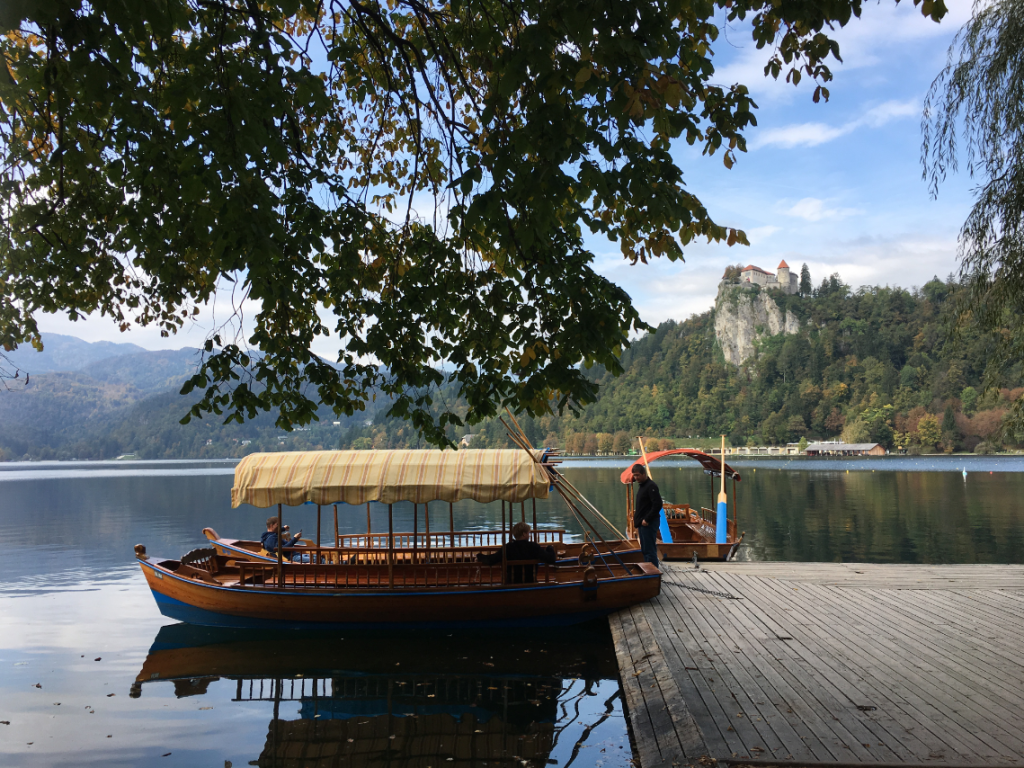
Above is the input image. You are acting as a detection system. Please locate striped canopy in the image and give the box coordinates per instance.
[231,449,552,508]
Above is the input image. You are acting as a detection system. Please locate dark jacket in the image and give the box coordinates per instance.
[478,538,557,583]
[261,530,299,553]
[633,478,663,528]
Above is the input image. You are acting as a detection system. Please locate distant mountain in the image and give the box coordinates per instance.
[0,333,374,459]
[4,333,148,374]
[81,348,202,394]
[0,371,148,446]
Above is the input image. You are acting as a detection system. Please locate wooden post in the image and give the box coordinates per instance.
[333,504,339,565]
[626,483,633,539]
[732,477,737,539]
[501,500,507,586]
[366,502,371,546]
[388,504,394,589]
[501,500,505,541]
[532,499,537,541]
[425,502,431,556]
[413,503,418,555]
[449,502,454,548]
[276,503,284,587]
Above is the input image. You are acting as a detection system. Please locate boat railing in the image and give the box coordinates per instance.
[699,507,717,525]
[232,557,644,590]
[235,558,559,589]
[280,544,501,566]
[663,504,715,527]
[335,529,566,549]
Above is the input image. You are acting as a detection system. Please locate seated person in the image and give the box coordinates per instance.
[260,517,309,562]
[476,521,557,583]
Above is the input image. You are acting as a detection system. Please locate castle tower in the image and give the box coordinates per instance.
[776,260,792,294]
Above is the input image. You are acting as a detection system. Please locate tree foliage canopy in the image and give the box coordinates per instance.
[1,0,945,445]
[923,0,1024,428]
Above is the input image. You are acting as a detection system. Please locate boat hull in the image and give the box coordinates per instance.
[139,558,661,630]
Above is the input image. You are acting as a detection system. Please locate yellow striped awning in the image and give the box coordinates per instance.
[231,449,552,508]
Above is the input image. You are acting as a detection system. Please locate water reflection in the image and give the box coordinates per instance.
[131,623,626,768]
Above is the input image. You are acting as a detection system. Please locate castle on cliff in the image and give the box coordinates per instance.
[732,261,799,295]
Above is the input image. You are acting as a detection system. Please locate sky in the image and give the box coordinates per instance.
[32,1,977,354]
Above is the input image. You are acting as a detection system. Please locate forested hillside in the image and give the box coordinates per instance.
[410,274,1023,454]
[2,274,1021,460]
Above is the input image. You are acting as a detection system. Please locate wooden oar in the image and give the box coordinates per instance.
[716,434,728,544]
[637,436,653,480]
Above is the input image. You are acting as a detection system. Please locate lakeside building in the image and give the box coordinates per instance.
[805,441,885,456]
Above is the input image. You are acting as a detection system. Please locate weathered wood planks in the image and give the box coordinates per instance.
[610,562,1024,768]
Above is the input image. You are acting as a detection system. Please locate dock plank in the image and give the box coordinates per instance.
[717,572,965,763]
[611,562,1024,768]
[761,581,1010,760]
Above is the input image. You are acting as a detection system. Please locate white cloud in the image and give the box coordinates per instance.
[746,225,781,244]
[750,122,850,149]
[860,99,918,127]
[784,198,863,222]
[751,98,918,150]
[815,232,959,290]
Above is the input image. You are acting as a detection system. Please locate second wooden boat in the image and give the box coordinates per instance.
[622,448,744,561]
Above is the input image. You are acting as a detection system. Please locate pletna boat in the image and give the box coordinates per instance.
[135,449,660,629]
[622,448,744,561]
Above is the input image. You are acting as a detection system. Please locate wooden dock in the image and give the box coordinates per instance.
[610,562,1024,768]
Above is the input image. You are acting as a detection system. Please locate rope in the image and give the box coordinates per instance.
[661,574,742,600]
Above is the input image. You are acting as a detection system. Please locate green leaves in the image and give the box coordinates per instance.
[921,0,1024,435]
[0,0,921,446]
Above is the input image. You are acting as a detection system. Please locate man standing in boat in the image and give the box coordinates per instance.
[632,465,662,568]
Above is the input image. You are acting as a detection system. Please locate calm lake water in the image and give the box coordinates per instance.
[1,454,1023,766]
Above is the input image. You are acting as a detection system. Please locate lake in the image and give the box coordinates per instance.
[1,454,1022,766]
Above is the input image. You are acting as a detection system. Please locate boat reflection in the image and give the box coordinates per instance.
[132,622,625,768]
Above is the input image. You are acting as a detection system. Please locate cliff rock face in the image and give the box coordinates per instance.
[714,284,801,367]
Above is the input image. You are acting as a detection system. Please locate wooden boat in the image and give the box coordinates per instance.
[622,448,744,561]
[136,449,660,628]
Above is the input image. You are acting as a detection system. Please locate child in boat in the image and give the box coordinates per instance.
[261,517,310,562]
[476,521,557,583]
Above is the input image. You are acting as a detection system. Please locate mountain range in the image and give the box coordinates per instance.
[2,271,1022,460]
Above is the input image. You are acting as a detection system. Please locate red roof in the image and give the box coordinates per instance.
[778,260,790,269]
[741,265,773,276]
[619,449,741,484]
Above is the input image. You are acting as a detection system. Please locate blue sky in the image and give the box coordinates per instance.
[34,2,976,351]
[601,1,976,327]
